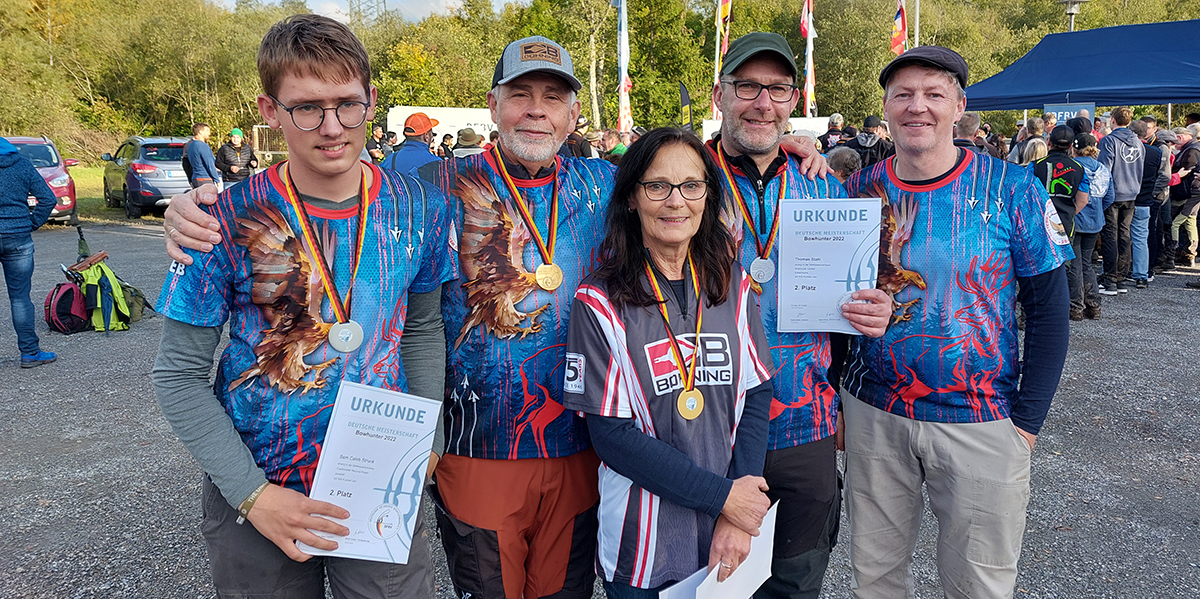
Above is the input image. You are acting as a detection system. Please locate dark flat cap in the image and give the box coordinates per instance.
[879,45,969,90]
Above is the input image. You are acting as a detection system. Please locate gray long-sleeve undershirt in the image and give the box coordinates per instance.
[151,288,446,510]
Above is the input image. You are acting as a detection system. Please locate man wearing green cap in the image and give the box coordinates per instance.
[215,127,259,187]
[706,31,893,599]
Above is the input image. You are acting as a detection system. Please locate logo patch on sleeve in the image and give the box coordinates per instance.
[520,43,562,65]
[564,352,585,394]
[1043,198,1070,246]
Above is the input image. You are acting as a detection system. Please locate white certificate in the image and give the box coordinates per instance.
[659,503,779,599]
[777,198,882,335]
[296,381,439,564]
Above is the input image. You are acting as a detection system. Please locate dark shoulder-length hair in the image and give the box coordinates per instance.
[595,127,736,309]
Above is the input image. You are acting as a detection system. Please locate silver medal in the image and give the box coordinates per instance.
[328,320,364,353]
[750,257,775,284]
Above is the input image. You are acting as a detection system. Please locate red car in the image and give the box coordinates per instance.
[4,136,79,225]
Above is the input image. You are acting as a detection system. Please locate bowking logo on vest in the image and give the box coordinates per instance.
[520,43,562,65]
[644,333,733,396]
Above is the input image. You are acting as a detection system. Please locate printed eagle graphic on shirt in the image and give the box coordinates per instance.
[228,202,337,393]
[451,170,550,348]
[864,181,926,323]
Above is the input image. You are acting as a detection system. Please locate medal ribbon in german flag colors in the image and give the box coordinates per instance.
[279,162,369,326]
[492,145,563,291]
[644,255,706,419]
[716,141,788,261]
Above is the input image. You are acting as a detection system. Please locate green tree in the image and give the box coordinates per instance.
[377,41,448,107]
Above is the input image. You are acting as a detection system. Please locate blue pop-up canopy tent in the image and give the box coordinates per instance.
[964,19,1200,110]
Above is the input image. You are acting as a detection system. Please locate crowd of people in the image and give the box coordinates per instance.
[143,11,1186,599]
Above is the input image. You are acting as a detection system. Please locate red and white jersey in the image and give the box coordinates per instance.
[562,266,772,588]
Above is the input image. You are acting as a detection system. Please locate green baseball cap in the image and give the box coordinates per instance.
[230,128,244,137]
[720,32,797,78]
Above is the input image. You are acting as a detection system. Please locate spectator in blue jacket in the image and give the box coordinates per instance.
[185,123,221,190]
[0,137,58,367]
[381,112,442,176]
[1071,133,1112,317]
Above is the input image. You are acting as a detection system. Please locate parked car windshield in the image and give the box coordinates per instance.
[141,144,185,161]
[15,143,59,168]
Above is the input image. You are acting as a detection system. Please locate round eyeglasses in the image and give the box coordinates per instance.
[637,180,708,201]
[269,95,371,131]
[724,80,799,103]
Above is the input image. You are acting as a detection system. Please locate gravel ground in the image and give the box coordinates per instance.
[1,221,1197,598]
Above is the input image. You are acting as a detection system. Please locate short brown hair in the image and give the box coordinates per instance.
[192,122,210,135]
[1111,106,1133,127]
[257,14,371,99]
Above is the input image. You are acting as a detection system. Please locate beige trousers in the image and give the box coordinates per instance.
[843,394,1032,599]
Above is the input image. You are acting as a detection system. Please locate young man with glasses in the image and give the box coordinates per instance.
[152,15,453,597]
[705,32,893,599]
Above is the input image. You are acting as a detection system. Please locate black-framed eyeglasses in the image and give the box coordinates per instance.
[637,180,708,201]
[269,95,371,131]
[723,79,798,103]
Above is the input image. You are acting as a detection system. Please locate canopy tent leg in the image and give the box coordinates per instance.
[1168,104,1173,126]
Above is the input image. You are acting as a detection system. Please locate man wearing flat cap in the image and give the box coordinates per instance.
[841,45,1072,598]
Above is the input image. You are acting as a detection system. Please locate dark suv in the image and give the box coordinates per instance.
[102,136,192,218]
[3,136,79,225]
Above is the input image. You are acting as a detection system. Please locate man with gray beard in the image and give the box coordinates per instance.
[704,32,893,599]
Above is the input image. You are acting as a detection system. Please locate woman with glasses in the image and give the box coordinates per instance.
[562,127,775,598]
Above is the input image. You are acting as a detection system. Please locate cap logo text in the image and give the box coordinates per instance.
[520,43,561,65]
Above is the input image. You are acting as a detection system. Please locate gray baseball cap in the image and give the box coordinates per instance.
[492,36,582,91]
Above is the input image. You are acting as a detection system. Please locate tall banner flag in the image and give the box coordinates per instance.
[711,0,733,119]
[680,82,694,131]
[800,0,817,117]
[891,0,908,55]
[618,0,633,132]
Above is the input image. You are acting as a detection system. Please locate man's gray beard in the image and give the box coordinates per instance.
[723,115,785,157]
[500,131,564,164]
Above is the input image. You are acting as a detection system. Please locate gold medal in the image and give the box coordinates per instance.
[645,256,709,421]
[535,263,564,292]
[677,388,704,420]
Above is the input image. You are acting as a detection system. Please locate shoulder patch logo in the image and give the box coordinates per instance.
[1043,198,1070,246]
[520,43,562,65]
[564,352,585,394]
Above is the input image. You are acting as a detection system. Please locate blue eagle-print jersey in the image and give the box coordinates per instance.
[429,152,616,460]
[843,153,1073,423]
[707,141,848,450]
[157,161,454,493]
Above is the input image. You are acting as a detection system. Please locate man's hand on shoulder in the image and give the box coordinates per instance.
[165,184,223,264]
[246,484,351,562]
[781,135,832,179]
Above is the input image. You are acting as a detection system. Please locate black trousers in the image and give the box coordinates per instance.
[753,436,840,599]
[1101,200,1134,282]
